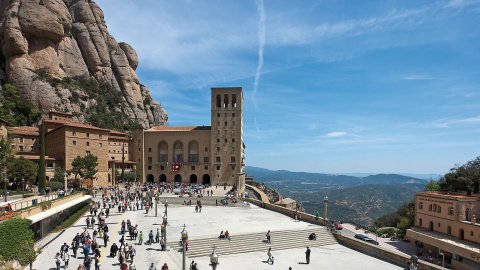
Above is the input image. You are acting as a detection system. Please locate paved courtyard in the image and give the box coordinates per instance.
[31,189,403,270]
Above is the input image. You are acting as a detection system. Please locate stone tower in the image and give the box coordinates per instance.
[210,87,246,197]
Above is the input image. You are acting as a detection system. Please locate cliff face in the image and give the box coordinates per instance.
[0,0,167,128]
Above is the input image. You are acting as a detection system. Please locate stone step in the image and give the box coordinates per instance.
[171,227,337,257]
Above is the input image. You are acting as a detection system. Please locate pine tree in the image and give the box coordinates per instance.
[38,120,46,190]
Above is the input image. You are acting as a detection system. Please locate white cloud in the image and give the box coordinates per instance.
[324,131,348,138]
[433,116,480,128]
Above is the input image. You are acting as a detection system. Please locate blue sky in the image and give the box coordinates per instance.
[97,0,480,175]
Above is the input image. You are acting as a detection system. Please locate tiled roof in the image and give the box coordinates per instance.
[45,120,109,132]
[10,126,40,136]
[109,136,132,141]
[108,130,126,135]
[147,126,211,131]
[14,155,57,161]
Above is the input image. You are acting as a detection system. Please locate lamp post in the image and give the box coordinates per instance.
[164,199,168,216]
[181,224,188,270]
[162,214,169,251]
[210,245,219,270]
[64,171,68,194]
[3,175,8,203]
[21,178,25,198]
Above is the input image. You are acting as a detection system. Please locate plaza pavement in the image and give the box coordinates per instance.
[30,187,403,270]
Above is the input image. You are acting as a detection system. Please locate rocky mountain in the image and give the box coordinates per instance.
[0,0,167,129]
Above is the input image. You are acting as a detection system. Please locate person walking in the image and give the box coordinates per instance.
[266,230,271,243]
[155,228,160,243]
[267,247,273,264]
[148,263,157,270]
[148,230,154,245]
[54,253,62,270]
[94,255,100,270]
[84,256,92,270]
[305,246,311,264]
[138,231,143,245]
[64,251,70,269]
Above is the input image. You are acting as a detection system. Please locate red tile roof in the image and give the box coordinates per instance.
[45,120,109,132]
[10,126,40,136]
[109,130,126,135]
[109,136,132,141]
[147,126,211,131]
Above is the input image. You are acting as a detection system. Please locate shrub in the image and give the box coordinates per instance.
[0,217,34,265]
[47,181,64,190]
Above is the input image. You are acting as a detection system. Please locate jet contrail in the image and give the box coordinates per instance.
[253,0,265,110]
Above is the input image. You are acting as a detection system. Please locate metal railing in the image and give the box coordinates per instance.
[2,194,60,212]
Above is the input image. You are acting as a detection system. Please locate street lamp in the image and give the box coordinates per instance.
[3,175,8,203]
[162,214,169,251]
[64,171,68,194]
[164,199,168,216]
[210,245,219,270]
[181,224,188,270]
[21,178,25,198]
[155,194,159,217]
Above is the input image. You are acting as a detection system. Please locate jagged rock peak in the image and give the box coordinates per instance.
[0,0,168,129]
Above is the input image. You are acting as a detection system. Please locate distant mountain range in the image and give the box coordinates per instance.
[245,166,429,225]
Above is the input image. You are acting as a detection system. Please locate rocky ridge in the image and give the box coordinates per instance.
[0,0,167,128]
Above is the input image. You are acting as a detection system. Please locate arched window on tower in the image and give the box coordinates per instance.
[216,94,221,108]
[224,94,229,108]
[158,141,168,162]
[232,94,237,108]
[173,141,183,162]
[188,141,199,162]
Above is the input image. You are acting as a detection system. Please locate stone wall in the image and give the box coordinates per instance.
[334,234,443,270]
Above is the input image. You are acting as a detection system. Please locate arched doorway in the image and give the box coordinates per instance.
[146,174,154,183]
[460,229,465,240]
[174,174,182,183]
[159,174,167,183]
[429,221,434,231]
[190,174,198,184]
[202,174,211,185]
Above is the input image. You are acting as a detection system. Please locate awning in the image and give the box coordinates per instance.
[27,195,92,224]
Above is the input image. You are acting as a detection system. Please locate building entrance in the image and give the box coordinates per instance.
[202,174,211,185]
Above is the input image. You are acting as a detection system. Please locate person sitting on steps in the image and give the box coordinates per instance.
[219,231,225,239]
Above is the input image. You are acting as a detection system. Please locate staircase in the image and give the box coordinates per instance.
[175,227,337,257]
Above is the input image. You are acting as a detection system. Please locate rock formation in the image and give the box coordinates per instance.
[0,0,167,128]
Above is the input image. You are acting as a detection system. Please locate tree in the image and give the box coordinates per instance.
[71,156,85,181]
[423,180,440,192]
[123,172,137,182]
[83,154,98,180]
[38,121,46,190]
[70,154,98,181]
[0,136,14,178]
[0,217,34,266]
[438,157,480,194]
[8,157,38,182]
[52,167,67,183]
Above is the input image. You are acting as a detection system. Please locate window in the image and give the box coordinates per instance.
[232,130,236,135]
[18,145,23,152]
[224,113,228,117]
[111,157,115,160]
[188,141,199,162]
[204,157,209,162]
[86,133,90,138]
[160,166,165,170]
[217,122,220,126]
[205,166,208,170]
[232,113,235,117]
[438,223,441,227]
[73,131,76,136]
[215,156,221,163]
[86,150,91,156]
[30,146,35,152]
[217,139,220,143]
[447,226,451,235]
[216,94,221,108]
[31,138,35,141]
[191,166,195,170]
[429,204,432,211]
[225,139,227,143]
[419,202,423,210]
[99,135,103,139]
[11,145,14,149]
[138,148,141,151]
[217,147,220,151]
[224,130,227,135]
[232,138,235,142]
[19,137,23,142]
[149,148,152,152]
[433,204,437,212]
[205,147,208,152]
[232,94,237,107]
[419,218,422,226]
[73,140,76,145]
[217,113,220,117]
[232,121,235,126]
[148,166,152,170]
[99,143,103,147]
[449,207,454,215]
[173,141,184,162]
[86,142,90,146]
[470,231,474,236]
[438,206,441,213]
[147,157,152,164]
[225,122,228,126]
[216,166,220,170]
[217,130,220,135]
[231,165,235,170]
[231,156,236,163]
[232,147,235,152]
[138,140,141,143]
[224,94,229,108]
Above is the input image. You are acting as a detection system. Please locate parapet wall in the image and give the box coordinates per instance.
[245,197,328,226]
[245,197,443,270]
[334,234,443,270]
